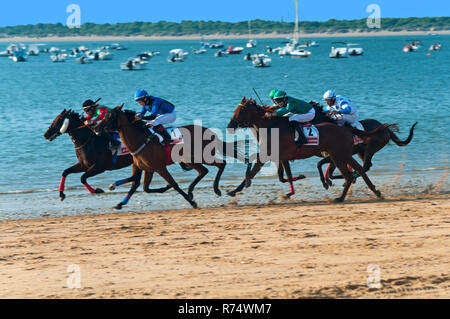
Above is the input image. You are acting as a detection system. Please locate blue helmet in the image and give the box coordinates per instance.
[135,89,149,101]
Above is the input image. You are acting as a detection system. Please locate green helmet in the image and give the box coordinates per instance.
[273,90,287,100]
[269,89,278,99]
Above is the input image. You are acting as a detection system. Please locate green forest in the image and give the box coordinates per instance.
[0,17,448,37]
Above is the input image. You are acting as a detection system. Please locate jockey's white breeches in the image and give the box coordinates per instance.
[288,108,315,123]
[149,110,176,126]
[336,112,358,126]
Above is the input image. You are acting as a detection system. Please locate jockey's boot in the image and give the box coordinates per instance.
[103,132,121,150]
[290,121,307,146]
[154,124,172,144]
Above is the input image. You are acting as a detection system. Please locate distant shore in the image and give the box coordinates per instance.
[0,30,449,43]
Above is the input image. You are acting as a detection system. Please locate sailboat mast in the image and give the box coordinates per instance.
[293,0,299,45]
[248,20,251,40]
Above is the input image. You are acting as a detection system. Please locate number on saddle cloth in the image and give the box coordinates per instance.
[295,123,319,145]
[149,127,184,145]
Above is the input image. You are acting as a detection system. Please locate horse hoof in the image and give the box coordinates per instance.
[297,174,306,180]
[322,183,329,190]
[190,201,198,209]
[60,193,66,202]
[95,188,104,194]
[283,193,293,199]
[334,197,344,203]
[326,179,333,187]
[214,189,222,197]
[115,203,123,210]
[108,184,116,191]
[375,190,382,198]
[245,180,252,188]
[227,191,236,197]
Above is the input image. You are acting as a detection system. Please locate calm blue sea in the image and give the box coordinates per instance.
[0,35,448,219]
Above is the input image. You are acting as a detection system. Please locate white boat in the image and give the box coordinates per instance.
[168,49,188,62]
[403,41,421,52]
[76,55,92,64]
[49,47,60,53]
[209,41,224,49]
[251,54,271,67]
[214,50,228,57]
[192,47,207,54]
[329,42,349,58]
[27,44,40,56]
[51,54,66,62]
[290,48,311,58]
[120,58,148,70]
[99,51,113,60]
[0,50,10,57]
[246,21,257,48]
[226,46,244,54]
[429,43,441,51]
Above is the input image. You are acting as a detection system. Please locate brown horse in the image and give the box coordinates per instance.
[94,105,248,209]
[44,109,134,201]
[227,98,388,202]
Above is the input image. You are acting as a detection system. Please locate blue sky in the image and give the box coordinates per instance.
[0,0,448,27]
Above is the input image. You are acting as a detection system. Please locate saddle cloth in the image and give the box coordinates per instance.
[149,127,184,145]
[111,132,130,155]
[351,122,364,144]
[294,123,319,145]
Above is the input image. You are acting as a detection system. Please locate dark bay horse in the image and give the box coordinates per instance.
[44,109,134,201]
[94,105,248,209]
[276,102,418,189]
[227,98,388,202]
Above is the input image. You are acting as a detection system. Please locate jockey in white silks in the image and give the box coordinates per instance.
[322,90,362,129]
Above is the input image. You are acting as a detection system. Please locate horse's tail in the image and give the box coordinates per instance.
[388,122,418,146]
[352,123,395,138]
[218,139,250,163]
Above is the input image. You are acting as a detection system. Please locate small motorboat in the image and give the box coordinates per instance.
[209,41,224,49]
[246,39,257,48]
[27,44,40,56]
[111,43,127,50]
[347,43,364,56]
[136,52,153,60]
[0,50,10,57]
[76,55,92,64]
[168,49,188,62]
[10,50,27,62]
[329,42,349,58]
[120,58,148,70]
[192,47,207,54]
[290,48,311,58]
[226,45,244,55]
[214,50,228,57]
[403,41,421,52]
[251,54,271,67]
[99,51,113,60]
[429,43,441,51]
[51,54,66,62]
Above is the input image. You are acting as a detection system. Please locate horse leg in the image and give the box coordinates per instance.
[279,160,306,184]
[143,170,172,193]
[59,163,84,201]
[157,167,198,208]
[185,163,209,200]
[281,161,296,198]
[115,164,142,210]
[212,161,226,197]
[80,163,107,195]
[332,160,354,203]
[227,160,264,197]
[109,176,134,191]
[317,157,331,189]
[347,156,382,199]
[277,161,286,183]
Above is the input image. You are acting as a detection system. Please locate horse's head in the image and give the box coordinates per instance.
[308,100,337,124]
[94,104,123,134]
[227,97,264,131]
[44,109,75,141]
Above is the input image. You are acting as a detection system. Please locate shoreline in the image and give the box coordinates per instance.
[0,30,449,43]
[0,193,448,298]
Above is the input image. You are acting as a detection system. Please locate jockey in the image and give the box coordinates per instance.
[81,98,121,150]
[322,90,359,127]
[264,90,315,146]
[134,89,176,144]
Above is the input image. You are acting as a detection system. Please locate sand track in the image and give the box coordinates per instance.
[0,194,448,298]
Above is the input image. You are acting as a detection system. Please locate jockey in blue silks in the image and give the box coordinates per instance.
[134,89,176,144]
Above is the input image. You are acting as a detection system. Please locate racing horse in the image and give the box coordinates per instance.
[44,109,136,201]
[94,105,249,209]
[227,98,390,202]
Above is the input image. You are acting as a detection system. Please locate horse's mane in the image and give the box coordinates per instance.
[66,109,84,124]
[122,109,149,133]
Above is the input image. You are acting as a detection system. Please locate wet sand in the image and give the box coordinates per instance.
[0,194,448,298]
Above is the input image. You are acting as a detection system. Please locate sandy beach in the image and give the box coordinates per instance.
[0,30,449,43]
[0,193,448,298]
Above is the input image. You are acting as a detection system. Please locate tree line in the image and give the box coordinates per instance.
[0,17,448,37]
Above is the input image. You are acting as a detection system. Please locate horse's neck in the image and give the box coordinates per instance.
[68,120,94,147]
[117,116,148,152]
